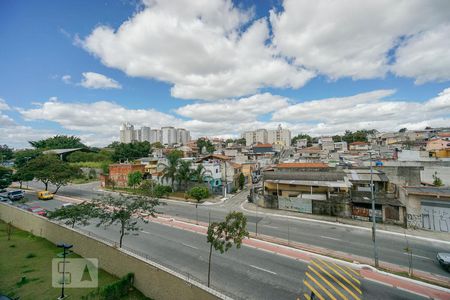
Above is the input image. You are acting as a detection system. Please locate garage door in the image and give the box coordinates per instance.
[421,200,450,232]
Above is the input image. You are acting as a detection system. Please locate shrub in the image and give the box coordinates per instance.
[100,273,135,300]
[188,185,210,203]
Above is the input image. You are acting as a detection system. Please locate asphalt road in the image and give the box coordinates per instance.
[19,181,450,278]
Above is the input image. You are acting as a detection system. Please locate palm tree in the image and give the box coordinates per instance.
[158,153,180,191]
[176,160,192,191]
[191,164,210,183]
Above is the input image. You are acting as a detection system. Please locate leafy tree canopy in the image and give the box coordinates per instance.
[12,167,34,189]
[66,150,112,163]
[0,166,13,189]
[14,149,42,168]
[291,134,312,146]
[151,142,164,149]
[188,185,210,203]
[110,141,152,162]
[0,144,14,161]
[128,171,143,189]
[29,135,87,150]
[197,138,215,154]
[48,202,98,228]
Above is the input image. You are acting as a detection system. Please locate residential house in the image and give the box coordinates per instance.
[349,142,369,152]
[252,143,274,154]
[297,146,322,160]
[102,164,146,188]
[426,138,450,158]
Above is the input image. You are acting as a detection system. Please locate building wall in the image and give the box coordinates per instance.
[0,204,221,300]
[255,129,268,144]
[150,129,162,144]
[141,126,151,142]
[426,139,450,151]
[109,164,146,187]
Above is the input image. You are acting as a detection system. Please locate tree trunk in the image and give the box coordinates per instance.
[54,184,62,194]
[19,181,23,189]
[72,220,76,228]
[119,223,125,248]
[44,181,48,191]
[208,243,213,287]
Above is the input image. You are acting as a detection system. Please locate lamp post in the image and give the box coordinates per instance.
[57,243,73,300]
[369,151,379,268]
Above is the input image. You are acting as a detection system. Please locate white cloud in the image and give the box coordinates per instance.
[0,98,10,110]
[392,24,450,84]
[80,72,122,89]
[175,93,289,122]
[81,0,314,100]
[62,75,72,84]
[270,0,450,81]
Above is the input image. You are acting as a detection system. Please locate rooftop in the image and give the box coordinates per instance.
[253,143,273,148]
[405,186,450,197]
[276,162,328,169]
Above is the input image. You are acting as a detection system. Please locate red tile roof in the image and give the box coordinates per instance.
[253,143,273,148]
[276,162,328,169]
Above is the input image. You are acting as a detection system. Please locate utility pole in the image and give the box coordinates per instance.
[369,151,379,268]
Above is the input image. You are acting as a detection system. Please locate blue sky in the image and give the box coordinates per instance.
[0,0,449,148]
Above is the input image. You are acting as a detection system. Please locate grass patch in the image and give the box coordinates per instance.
[70,177,99,184]
[0,221,150,300]
[70,161,111,169]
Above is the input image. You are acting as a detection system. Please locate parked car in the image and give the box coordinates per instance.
[437,253,450,271]
[62,202,74,208]
[7,190,25,201]
[37,190,54,200]
[0,195,13,204]
[16,204,30,211]
[27,206,47,217]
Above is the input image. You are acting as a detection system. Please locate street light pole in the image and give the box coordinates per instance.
[369,152,379,268]
[57,243,73,300]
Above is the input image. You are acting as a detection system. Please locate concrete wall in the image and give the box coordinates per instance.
[0,203,224,300]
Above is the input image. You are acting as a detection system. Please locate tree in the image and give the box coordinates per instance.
[29,135,86,150]
[12,167,34,189]
[188,186,210,203]
[234,138,246,146]
[13,149,41,168]
[191,164,210,183]
[207,211,249,287]
[128,171,143,189]
[25,154,80,192]
[197,138,215,154]
[291,134,312,147]
[399,128,407,133]
[94,194,161,248]
[0,166,12,189]
[176,160,192,191]
[0,145,14,162]
[238,173,245,190]
[159,151,182,190]
[48,202,98,228]
[433,172,443,186]
[110,141,151,162]
[151,142,164,149]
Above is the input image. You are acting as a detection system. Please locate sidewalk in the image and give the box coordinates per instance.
[242,201,450,243]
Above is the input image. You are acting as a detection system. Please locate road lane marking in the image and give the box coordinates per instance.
[312,260,361,300]
[320,235,341,241]
[249,264,277,275]
[319,259,362,295]
[181,242,198,250]
[303,293,311,300]
[306,268,339,300]
[403,253,432,261]
[331,262,360,285]
[303,280,325,300]
[263,225,279,229]
[140,230,150,234]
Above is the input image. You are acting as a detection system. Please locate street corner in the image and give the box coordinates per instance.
[301,258,362,300]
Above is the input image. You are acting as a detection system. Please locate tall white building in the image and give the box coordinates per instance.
[140,126,151,142]
[267,125,291,146]
[161,126,177,145]
[177,128,190,145]
[119,122,136,143]
[150,129,162,144]
[244,129,268,146]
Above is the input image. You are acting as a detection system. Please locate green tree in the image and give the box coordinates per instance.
[29,135,86,150]
[191,164,210,183]
[25,154,80,193]
[207,211,249,287]
[291,134,312,147]
[66,150,112,162]
[94,194,161,248]
[238,173,245,190]
[13,149,41,168]
[127,171,143,189]
[197,138,215,154]
[110,141,151,162]
[399,128,407,133]
[188,185,210,203]
[176,160,192,191]
[234,138,246,146]
[433,172,443,186]
[151,142,164,149]
[48,202,98,228]
[0,166,13,189]
[0,145,14,162]
[12,167,34,189]
[159,151,182,190]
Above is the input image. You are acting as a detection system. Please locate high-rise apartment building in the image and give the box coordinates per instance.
[140,126,151,142]
[161,126,177,145]
[150,129,162,144]
[119,122,136,143]
[177,128,190,145]
[244,125,291,147]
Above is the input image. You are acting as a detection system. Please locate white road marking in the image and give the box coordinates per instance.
[263,225,279,229]
[320,235,340,241]
[140,230,150,234]
[403,253,432,261]
[181,242,199,250]
[249,264,277,275]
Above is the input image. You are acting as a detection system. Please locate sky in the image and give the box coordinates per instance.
[0,0,449,148]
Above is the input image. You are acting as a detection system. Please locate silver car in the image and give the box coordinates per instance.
[437,253,450,271]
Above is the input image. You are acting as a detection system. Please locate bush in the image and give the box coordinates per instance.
[187,185,210,203]
[100,273,134,300]
[153,184,172,198]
